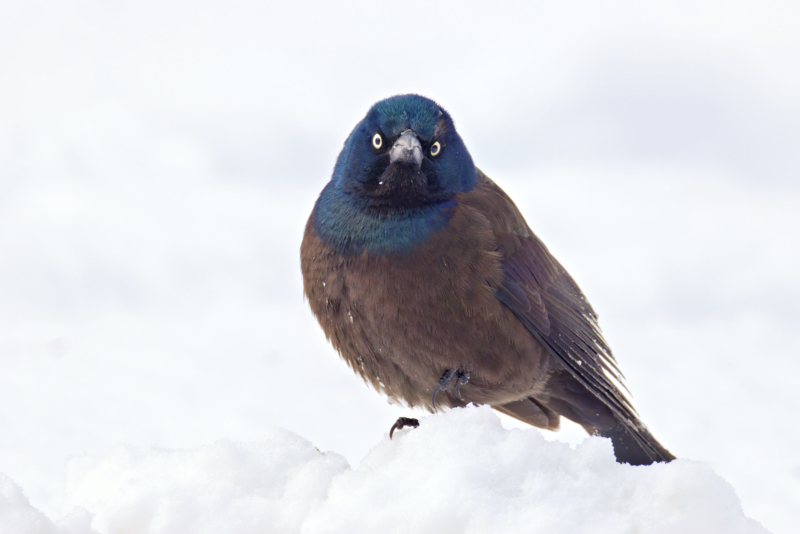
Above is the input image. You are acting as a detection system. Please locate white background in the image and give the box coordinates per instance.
[1,1,798,532]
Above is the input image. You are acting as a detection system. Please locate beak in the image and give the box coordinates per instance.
[390,130,423,167]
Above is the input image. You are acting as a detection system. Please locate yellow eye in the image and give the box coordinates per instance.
[430,141,441,156]
[372,133,383,149]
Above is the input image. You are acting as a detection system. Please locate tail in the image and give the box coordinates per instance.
[496,371,675,466]
[590,419,675,466]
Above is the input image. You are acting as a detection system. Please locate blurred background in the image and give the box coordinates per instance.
[1,1,798,532]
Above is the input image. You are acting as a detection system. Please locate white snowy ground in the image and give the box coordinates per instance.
[1,1,799,533]
[0,408,770,534]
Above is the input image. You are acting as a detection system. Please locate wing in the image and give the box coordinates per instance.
[462,170,640,429]
[493,233,636,422]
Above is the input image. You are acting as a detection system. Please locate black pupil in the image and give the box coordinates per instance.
[374,135,380,146]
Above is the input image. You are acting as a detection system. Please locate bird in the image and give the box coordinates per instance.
[300,94,674,465]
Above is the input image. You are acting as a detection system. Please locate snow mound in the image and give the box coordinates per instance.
[4,407,767,534]
[0,473,95,534]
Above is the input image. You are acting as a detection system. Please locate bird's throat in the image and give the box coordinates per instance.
[313,181,457,256]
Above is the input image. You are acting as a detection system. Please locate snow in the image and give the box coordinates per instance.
[1,1,799,533]
[0,407,769,534]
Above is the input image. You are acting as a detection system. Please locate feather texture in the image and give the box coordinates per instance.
[301,95,674,465]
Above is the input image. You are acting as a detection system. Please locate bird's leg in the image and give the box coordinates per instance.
[431,368,458,410]
[454,370,470,399]
[391,367,468,439]
[389,417,419,439]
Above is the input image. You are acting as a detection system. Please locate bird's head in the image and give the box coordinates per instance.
[332,94,477,209]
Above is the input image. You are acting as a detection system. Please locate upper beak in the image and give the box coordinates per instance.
[390,130,423,167]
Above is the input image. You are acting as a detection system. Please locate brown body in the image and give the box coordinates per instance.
[303,171,584,429]
[303,94,674,465]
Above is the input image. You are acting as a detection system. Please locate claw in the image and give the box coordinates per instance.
[389,417,419,439]
[431,368,458,410]
[454,370,470,399]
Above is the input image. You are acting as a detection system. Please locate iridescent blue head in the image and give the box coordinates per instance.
[313,94,478,255]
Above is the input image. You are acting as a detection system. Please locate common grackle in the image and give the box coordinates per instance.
[301,94,674,465]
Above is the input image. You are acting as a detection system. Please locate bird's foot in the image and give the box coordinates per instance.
[389,417,419,439]
[454,369,470,398]
[431,368,470,410]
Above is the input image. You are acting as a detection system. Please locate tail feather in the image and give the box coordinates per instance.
[496,371,675,466]
[590,420,675,466]
[546,371,675,465]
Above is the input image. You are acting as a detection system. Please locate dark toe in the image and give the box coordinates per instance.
[454,370,470,399]
[431,368,459,409]
[389,417,420,439]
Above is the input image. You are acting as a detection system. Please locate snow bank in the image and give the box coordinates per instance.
[0,473,95,534]
[1,407,767,534]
